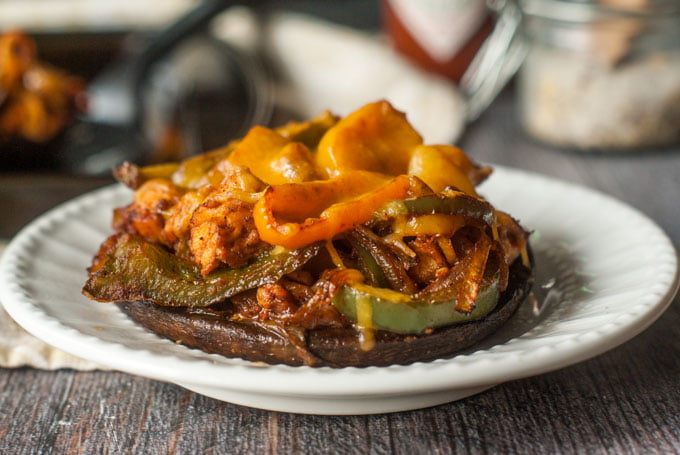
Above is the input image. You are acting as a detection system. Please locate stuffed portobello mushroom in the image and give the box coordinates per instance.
[83,101,533,367]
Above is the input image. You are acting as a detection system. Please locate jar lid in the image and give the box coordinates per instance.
[520,0,680,22]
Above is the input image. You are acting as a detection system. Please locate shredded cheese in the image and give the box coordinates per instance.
[436,237,457,264]
[383,234,417,258]
[271,245,289,256]
[491,222,500,242]
[325,240,346,269]
[352,283,411,303]
[521,244,531,268]
[355,294,375,351]
[392,213,465,237]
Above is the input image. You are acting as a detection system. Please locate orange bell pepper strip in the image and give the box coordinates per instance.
[254,171,412,249]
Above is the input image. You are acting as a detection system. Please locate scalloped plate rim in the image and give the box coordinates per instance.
[0,165,677,399]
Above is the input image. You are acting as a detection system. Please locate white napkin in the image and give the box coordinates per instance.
[0,241,103,370]
[0,10,467,370]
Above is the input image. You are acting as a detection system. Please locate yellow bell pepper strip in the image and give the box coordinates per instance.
[275,110,338,149]
[228,126,319,185]
[407,145,479,195]
[253,171,413,249]
[375,193,496,229]
[392,214,466,237]
[171,142,237,189]
[315,101,492,196]
[113,161,180,190]
[316,100,422,177]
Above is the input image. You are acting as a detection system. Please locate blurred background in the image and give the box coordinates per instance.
[1,0,679,236]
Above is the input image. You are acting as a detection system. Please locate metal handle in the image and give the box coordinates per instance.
[460,0,526,122]
[131,0,236,128]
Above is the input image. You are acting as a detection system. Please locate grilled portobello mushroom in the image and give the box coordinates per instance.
[115,256,532,367]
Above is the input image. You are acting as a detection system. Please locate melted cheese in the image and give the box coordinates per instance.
[436,237,457,264]
[355,294,375,352]
[352,283,411,303]
[491,222,500,242]
[392,214,465,237]
[325,240,346,269]
[521,244,531,268]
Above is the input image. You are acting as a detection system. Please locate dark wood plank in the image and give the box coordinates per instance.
[0,174,113,238]
[0,304,678,454]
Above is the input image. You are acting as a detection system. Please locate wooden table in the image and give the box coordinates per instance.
[1,90,679,454]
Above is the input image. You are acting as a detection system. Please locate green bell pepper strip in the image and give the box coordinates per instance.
[350,240,389,288]
[404,195,493,222]
[83,234,321,307]
[377,193,495,226]
[333,193,500,334]
[333,278,500,334]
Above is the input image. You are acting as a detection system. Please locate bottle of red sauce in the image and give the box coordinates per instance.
[382,0,494,82]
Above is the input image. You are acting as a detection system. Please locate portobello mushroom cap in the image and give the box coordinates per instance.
[116,256,533,368]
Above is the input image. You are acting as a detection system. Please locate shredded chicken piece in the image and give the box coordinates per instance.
[256,282,299,320]
[162,190,204,246]
[495,211,528,264]
[209,158,267,193]
[179,164,267,273]
[407,236,450,286]
[113,179,182,243]
[114,163,269,274]
[286,269,362,329]
[189,195,263,275]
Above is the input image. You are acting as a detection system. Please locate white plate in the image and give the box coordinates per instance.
[1,166,677,415]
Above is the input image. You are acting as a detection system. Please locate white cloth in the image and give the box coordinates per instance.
[0,242,102,369]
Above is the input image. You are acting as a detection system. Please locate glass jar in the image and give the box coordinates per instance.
[517,0,680,151]
[382,0,495,82]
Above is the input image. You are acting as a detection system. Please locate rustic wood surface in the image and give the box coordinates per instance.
[1,89,679,454]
